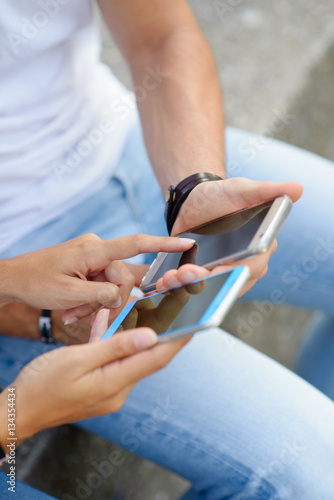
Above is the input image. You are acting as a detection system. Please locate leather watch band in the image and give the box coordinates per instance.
[164,172,223,234]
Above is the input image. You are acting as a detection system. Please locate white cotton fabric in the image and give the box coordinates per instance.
[0,0,136,252]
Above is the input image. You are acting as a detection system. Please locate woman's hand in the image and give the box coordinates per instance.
[0,262,151,345]
[0,233,195,324]
[0,309,190,448]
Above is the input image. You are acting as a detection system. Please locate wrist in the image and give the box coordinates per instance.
[0,303,41,339]
[165,173,224,235]
[169,178,226,236]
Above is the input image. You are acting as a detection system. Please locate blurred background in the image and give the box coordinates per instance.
[15,1,334,498]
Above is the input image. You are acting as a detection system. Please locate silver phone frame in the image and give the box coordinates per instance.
[157,266,250,342]
[141,195,292,293]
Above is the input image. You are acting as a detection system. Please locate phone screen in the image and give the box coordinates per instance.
[113,271,232,336]
[147,200,272,285]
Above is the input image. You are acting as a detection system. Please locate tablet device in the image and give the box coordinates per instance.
[101,266,250,342]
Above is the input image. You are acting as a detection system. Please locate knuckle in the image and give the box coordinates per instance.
[114,261,135,286]
[97,285,119,306]
[126,274,136,289]
[162,236,171,245]
[83,233,101,242]
[131,233,145,244]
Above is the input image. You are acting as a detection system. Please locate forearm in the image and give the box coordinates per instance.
[0,303,41,339]
[130,28,225,192]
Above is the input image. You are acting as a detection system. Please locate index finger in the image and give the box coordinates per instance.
[91,235,196,270]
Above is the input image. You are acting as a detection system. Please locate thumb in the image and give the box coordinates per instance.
[84,328,158,371]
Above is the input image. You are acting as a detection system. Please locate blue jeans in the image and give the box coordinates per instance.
[1,122,334,499]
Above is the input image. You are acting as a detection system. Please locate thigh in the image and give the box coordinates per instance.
[225,128,334,312]
[77,329,334,500]
[2,330,334,498]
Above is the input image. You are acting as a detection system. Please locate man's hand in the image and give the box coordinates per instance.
[0,233,195,324]
[166,178,302,294]
[172,177,303,235]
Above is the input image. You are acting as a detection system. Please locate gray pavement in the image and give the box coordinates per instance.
[14,1,334,498]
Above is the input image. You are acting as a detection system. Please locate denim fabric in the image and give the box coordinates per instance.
[1,122,334,499]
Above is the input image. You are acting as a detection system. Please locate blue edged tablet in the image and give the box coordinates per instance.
[101,266,250,343]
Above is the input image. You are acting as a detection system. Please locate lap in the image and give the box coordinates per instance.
[1,330,334,498]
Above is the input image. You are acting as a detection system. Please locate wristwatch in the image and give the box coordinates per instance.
[39,310,55,343]
[165,172,223,234]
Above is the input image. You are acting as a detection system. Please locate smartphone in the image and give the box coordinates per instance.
[140,195,292,293]
[101,266,250,343]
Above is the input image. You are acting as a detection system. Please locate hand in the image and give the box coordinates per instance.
[0,309,190,447]
[172,177,303,235]
[1,233,195,324]
[156,240,277,299]
[170,177,303,293]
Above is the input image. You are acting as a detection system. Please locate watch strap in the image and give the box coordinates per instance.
[165,172,223,234]
[39,310,55,343]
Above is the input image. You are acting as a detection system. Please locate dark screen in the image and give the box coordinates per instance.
[118,271,231,334]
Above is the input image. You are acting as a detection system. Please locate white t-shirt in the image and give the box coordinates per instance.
[0,0,137,253]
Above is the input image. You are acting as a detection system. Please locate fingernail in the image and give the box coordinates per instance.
[180,238,196,245]
[180,271,197,284]
[167,277,182,289]
[133,330,158,350]
[64,317,78,326]
[111,296,122,309]
[188,282,203,293]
